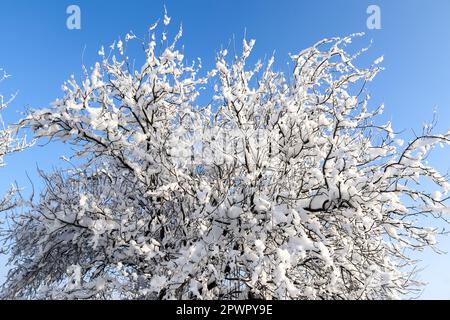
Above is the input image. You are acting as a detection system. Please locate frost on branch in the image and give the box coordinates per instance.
[3,22,450,300]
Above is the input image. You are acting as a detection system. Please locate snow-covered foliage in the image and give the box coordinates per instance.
[0,70,27,213]
[2,19,450,300]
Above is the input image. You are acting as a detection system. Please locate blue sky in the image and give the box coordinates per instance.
[1,0,450,299]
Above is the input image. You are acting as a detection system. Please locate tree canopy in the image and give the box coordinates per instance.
[1,18,450,300]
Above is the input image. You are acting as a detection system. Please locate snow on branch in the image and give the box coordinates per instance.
[0,70,29,214]
[2,19,450,300]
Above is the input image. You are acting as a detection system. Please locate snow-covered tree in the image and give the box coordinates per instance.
[2,18,450,300]
[0,69,27,214]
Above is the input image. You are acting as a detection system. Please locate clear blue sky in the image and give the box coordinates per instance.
[1,0,450,299]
